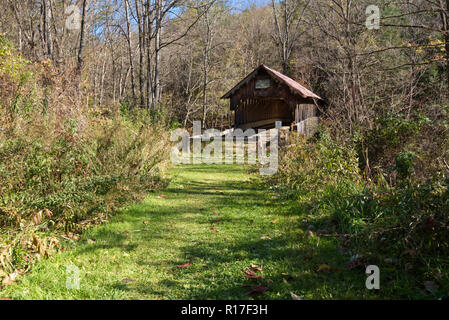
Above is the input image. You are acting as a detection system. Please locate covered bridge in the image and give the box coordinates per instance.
[222,64,323,130]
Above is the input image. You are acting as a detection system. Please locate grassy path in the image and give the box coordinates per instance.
[1,164,382,300]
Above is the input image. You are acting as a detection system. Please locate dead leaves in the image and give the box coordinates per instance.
[32,209,53,225]
[248,285,269,297]
[1,275,15,287]
[317,264,332,273]
[1,271,18,288]
[303,256,312,261]
[33,234,46,256]
[250,264,263,272]
[290,292,303,300]
[242,262,263,279]
[242,266,264,279]
[241,262,270,296]
[32,212,42,225]
[121,278,136,284]
[177,260,192,268]
[157,194,168,199]
[315,262,344,273]
[61,232,80,241]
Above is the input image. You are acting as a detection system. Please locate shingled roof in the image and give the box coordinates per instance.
[221,64,322,100]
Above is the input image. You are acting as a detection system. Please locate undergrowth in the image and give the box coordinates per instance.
[0,35,172,285]
[268,116,449,298]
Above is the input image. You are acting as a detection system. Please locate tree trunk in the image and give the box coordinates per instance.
[146,0,154,111]
[202,9,211,128]
[135,0,145,108]
[125,0,137,107]
[77,0,88,96]
[445,0,449,90]
[153,0,162,117]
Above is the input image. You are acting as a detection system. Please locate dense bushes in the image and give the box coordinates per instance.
[0,36,171,279]
[269,115,449,296]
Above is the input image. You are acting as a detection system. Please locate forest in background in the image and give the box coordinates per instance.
[1,0,449,298]
[1,0,447,129]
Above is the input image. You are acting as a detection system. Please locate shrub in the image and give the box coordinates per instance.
[0,35,172,277]
[269,122,449,295]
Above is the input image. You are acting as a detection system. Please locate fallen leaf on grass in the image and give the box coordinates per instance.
[1,274,16,287]
[142,220,150,225]
[211,227,218,231]
[260,236,271,240]
[158,194,168,199]
[271,219,279,224]
[290,292,302,300]
[0,297,11,300]
[44,208,53,218]
[177,261,191,268]
[250,264,263,272]
[122,278,136,283]
[248,286,269,297]
[32,211,43,225]
[242,267,264,279]
[317,264,331,272]
[87,239,96,244]
[123,253,130,257]
[61,232,80,241]
[213,211,219,215]
[303,257,312,261]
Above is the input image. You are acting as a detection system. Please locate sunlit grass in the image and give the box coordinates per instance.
[0,164,421,299]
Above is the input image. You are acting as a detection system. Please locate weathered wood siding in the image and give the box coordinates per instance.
[229,68,319,130]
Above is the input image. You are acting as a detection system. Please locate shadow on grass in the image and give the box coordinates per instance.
[71,165,416,299]
[111,230,371,299]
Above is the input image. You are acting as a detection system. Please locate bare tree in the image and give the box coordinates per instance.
[124,0,137,107]
[77,0,88,95]
[271,0,311,75]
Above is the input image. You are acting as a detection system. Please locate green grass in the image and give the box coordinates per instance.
[0,164,418,299]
